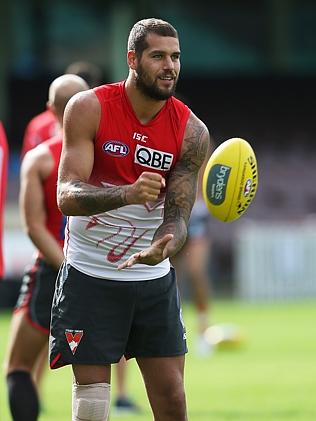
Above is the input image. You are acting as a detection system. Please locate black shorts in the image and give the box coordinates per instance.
[49,264,187,369]
[15,257,58,333]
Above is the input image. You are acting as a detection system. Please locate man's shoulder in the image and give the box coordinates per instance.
[93,81,124,103]
[186,110,208,132]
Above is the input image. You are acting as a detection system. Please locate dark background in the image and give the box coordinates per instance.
[1,0,316,152]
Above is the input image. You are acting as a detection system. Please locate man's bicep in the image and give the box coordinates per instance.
[164,113,210,223]
[60,93,98,183]
[181,112,211,171]
[59,142,94,184]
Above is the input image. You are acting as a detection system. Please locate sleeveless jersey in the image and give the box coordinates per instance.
[64,81,190,281]
[0,122,8,279]
[21,109,59,158]
[42,136,65,250]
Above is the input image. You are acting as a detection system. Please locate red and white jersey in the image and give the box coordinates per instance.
[65,81,190,280]
[0,122,8,279]
[32,135,65,261]
[42,136,65,248]
[21,109,60,158]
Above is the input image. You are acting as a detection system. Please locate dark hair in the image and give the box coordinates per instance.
[127,18,178,59]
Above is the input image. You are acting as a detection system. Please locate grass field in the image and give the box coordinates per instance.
[1,299,316,421]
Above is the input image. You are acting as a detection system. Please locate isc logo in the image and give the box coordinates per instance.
[103,141,129,157]
[133,132,148,143]
[134,144,173,171]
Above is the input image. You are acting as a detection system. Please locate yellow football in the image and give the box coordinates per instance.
[203,323,246,350]
[202,137,258,222]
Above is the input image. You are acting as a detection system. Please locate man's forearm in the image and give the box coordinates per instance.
[153,217,187,258]
[58,180,128,216]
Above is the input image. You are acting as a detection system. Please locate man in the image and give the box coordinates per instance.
[5,74,89,421]
[0,122,9,279]
[49,18,210,421]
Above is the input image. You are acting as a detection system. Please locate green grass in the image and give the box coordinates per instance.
[1,300,316,420]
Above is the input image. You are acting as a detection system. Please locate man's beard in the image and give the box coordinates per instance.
[135,65,178,100]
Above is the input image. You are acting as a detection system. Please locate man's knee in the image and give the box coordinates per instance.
[72,383,111,421]
[168,388,186,412]
[158,387,187,420]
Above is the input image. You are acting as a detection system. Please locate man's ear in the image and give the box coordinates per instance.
[127,50,137,70]
[47,101,57,117]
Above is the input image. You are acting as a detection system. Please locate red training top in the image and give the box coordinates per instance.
[91,81,189,187]
[63,81,190,281]
[21,109,59,158]
[0,122,9,279]
[42,135,65,249]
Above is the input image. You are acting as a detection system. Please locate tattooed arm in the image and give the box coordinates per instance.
[58,90,165,216]
[153,112,210,256]
[118,112,210,270]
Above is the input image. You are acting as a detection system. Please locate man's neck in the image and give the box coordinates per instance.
[125,78,166,125]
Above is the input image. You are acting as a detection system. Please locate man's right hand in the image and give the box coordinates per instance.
[117,233,174,270]
[125,172,165,204]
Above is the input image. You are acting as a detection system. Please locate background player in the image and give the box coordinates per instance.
[20,63,140,415]
[20,97,59,159]
[0,121,9,279]
[4,74,89,421]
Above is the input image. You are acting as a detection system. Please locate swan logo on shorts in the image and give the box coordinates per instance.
[134,144,173,171]
[103,141,129,157]
[65,329,83,355]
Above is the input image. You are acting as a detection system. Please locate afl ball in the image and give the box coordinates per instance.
[202,137,258,222]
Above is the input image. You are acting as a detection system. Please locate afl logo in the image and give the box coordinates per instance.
[243,178,253,197]
[103,141,129,157]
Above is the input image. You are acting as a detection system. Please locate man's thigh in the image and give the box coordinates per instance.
[136,355,185,392]
[5,310,48,373]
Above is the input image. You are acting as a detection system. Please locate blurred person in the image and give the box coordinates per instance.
[20,68,99,406]
[20,63,104,389]
[4,74,89,421]
[19,65,103,401]
[21,60,138,416]
[49,17,210,421]
[0,121,9,279]
[21,61,104,158]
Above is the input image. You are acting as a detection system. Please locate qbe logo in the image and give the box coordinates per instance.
[134,144,173,171]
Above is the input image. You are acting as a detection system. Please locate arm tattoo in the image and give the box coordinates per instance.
[58,180,128,216]
[154,114,210,252]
